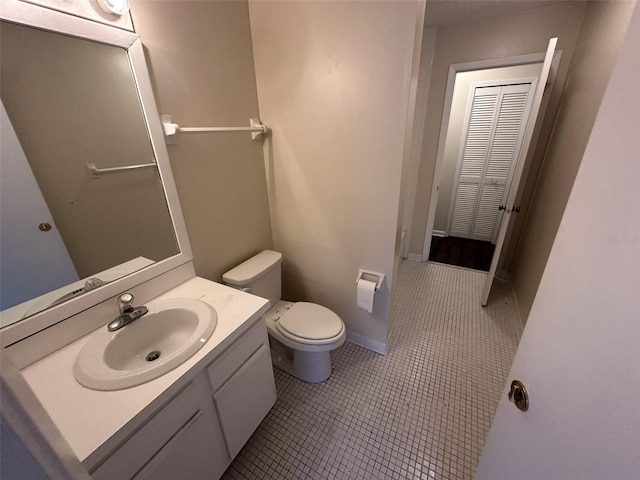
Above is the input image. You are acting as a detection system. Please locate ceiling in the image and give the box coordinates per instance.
[424,0,575,28]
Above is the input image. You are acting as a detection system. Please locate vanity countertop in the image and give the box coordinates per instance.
[20,276,269,464]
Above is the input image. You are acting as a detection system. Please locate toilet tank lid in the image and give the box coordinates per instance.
[222,250,282,285]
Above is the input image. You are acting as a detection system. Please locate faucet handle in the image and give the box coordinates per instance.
[117,293,134,313]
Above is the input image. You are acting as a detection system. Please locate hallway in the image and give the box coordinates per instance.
[223,261,520,479]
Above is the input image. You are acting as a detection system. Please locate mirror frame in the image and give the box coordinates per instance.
[0,0,193,347]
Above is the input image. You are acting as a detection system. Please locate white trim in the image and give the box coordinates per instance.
[346,330,388,355]
[407,253,424,262]
[1,0,135,46]
[20,0,133,30]
[432,229,446,237]
[421,52,550,262]
[129,40,192,260]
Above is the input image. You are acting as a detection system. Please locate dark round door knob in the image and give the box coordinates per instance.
[508,380,529,411]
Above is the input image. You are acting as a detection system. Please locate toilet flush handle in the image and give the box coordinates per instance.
[240,287,253,294]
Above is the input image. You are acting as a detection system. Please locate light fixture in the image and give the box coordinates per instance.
[96,0,130,16]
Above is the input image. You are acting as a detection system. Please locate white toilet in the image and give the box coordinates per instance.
[223,250,345,383]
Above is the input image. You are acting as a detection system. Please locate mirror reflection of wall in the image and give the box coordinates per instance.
[0,21,179,317]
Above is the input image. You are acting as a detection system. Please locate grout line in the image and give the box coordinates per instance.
[222,261,520,480]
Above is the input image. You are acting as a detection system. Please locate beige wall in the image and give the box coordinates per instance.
[434,63,542,233]
[508,0,636,322]
[1,22,178,278]
[130,0,273,281]
[401,26,436,255]
[249,1,419,352]
[408,2,588,255]
[477,5,640,473]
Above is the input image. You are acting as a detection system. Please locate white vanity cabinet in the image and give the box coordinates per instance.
[208,322,277,458]
[89,319,276,480]
[91,372,228,480]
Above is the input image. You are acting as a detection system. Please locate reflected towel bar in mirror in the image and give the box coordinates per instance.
[160,115,269,144]
[86,162,157,178]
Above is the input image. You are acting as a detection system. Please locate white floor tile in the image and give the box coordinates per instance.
[223,261,519,479]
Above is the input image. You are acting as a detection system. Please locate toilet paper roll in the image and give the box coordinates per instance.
[357,278,377,313]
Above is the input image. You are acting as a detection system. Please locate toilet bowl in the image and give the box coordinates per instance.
[222,250,345,383]
[265,300,345,383]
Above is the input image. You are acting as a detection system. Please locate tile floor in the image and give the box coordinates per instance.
[223,261,520,480]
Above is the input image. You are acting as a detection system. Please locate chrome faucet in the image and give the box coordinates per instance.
[107,293,148,332]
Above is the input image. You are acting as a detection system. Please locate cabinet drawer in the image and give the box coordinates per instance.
[206,319,268,392]
[91,377,216,480]
[213,344,276,457]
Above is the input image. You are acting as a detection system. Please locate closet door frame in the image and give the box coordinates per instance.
[420,49,562,263]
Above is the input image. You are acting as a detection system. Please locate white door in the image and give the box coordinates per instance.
[448,81,535,243]
[476,10,640,478]
[0,101,78,310]
[481,38,557,305]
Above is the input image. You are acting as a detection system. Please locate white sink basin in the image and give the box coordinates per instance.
[74,298,217,390]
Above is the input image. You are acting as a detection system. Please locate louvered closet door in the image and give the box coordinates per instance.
[449,82,534,243]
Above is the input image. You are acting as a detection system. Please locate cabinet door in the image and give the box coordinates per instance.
[91,376,229,480]
[448,82,535,242]
[134,408,228,480]
[213,344,276,457]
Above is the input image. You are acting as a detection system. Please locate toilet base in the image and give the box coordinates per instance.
[269,336,333,383]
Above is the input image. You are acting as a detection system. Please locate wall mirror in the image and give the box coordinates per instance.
[0,0,192,344]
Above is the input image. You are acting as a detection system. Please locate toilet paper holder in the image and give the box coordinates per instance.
[355,270,385,291]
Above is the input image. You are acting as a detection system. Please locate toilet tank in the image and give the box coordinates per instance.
[222,250,282,308]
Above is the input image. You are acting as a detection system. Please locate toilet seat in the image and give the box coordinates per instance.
[275,302,344,345]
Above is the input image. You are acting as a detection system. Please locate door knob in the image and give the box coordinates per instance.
[508,380,529,411]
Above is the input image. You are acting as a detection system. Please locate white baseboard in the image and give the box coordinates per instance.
[432,230,446,237]
[407,253,423,262]
[346,330,387,355]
